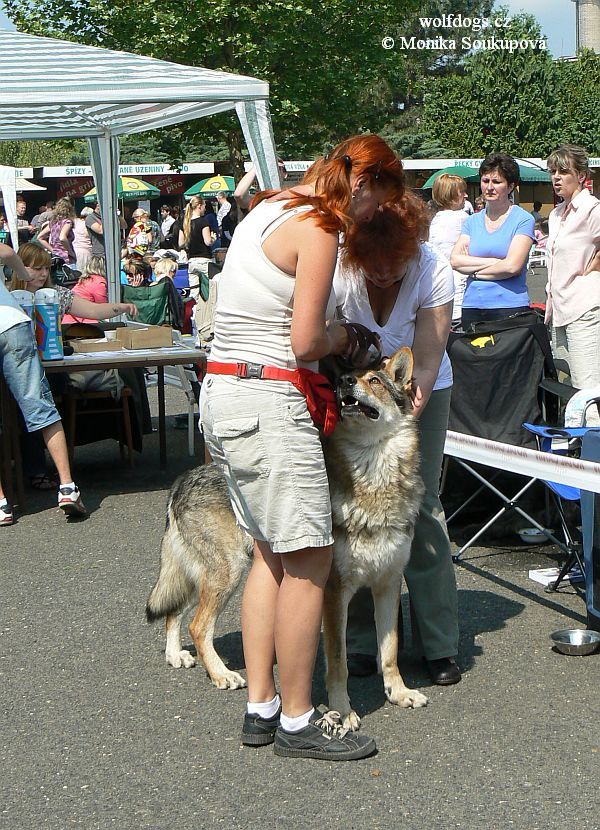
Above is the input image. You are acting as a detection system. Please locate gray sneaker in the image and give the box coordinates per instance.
[241,708,281,746]
[273,709,376,761]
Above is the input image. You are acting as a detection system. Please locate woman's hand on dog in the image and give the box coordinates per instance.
[337,322,382,369]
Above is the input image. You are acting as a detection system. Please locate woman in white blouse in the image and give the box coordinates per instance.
[336,197,461,687]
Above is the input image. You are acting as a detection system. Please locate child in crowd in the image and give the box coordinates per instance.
[126,211,153,259]
[152,256,178,282]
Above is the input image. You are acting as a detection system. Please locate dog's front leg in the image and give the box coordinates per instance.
[373,578,428,709]
[323,581,361,731]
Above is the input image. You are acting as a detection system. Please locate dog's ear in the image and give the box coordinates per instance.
[384,347,414,390]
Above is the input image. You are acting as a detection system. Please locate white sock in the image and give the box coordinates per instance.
[280,708,314,733]
[0,499,9,509]
[247,694,280,719]
[60,482,76,491]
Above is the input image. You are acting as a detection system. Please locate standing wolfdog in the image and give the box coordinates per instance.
[147,347,428,728]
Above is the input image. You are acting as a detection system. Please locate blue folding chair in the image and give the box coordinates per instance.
[523,424,600,592]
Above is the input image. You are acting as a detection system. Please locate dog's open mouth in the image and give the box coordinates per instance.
[340,395,380,420]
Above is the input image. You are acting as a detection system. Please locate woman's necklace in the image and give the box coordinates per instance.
[484,204,512,231]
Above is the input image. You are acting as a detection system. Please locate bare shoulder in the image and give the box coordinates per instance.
[289,213,338,250]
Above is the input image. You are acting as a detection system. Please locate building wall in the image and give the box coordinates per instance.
[577,0,600,52]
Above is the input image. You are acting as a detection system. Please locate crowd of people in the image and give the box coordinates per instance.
[1,139,598,762]
[0,240,137,525]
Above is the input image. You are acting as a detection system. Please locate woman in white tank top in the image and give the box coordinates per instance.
[201,135,405,760]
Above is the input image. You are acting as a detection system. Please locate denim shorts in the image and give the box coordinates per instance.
[0,321,61,432]
[201,375,333,553]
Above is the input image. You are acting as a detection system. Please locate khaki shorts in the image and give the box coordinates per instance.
[201,375,333,553]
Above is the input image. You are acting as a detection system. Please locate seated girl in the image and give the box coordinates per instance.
[62,256,108,324]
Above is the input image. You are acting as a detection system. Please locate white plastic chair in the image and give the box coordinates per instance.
[528,246,547,271]
[141,327,200,457]
[145,362,198,457]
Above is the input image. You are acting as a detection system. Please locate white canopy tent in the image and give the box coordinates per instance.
[0,30,281,300]
[0,166,18,251]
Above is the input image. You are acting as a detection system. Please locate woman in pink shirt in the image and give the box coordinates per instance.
[546,145,600,420]
[62,256,108,324]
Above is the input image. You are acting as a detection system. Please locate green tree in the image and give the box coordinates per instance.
[422,11,560,156]
[5,0,416,171]
[389,0,495,108]
[379,110,453,158]
[0,139,86,167]
[552,50,600,153]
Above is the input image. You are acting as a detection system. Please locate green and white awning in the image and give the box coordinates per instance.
[0,30,272,138]
[0,30,281,301]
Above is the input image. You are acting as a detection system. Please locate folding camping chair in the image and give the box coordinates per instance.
[121,279,184,330]
[581,430,600,630]
[522,387,600,591]
[442,310,559,560]
[521,423,594,592]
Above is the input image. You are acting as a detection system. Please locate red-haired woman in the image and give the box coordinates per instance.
[335,195,461,687]
[201,135,404,761]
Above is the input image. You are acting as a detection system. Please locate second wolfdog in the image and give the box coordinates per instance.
[147,346,428,729]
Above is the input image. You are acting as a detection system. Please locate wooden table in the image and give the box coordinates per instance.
[43,344,207,470]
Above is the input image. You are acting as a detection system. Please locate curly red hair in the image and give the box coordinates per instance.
[251,134,405,237]
[342,192,430,277]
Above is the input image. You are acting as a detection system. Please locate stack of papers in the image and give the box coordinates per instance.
[528,566,584,586]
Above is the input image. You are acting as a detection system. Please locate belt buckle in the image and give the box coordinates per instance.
[237,362,263,379]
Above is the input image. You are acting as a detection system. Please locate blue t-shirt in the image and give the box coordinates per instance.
[461,206,535,309]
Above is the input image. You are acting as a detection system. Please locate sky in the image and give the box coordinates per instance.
[0,0,577,58]
[505,0,576,57]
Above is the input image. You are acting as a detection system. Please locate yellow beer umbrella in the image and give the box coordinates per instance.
[84,175,160,203]
[184,175,235,198]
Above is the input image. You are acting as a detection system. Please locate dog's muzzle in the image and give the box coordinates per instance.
[337,375,380,420]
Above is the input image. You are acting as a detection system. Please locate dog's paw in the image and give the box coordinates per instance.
[341,710,361,732]
[210,669,247,690]
[387,686,429,709]
[166,649,196,669]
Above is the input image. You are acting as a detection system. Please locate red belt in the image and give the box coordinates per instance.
[206,360,339,436]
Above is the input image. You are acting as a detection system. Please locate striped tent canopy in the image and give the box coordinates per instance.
[0,30,273,139]
[0,29,281,300]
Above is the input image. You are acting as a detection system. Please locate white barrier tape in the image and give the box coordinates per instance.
[444,430,600,494]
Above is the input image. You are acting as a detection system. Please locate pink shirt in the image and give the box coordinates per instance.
[62,273,107,324]
[546,188,600,326]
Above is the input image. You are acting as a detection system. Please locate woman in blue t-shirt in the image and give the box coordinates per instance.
[451,152,535,329]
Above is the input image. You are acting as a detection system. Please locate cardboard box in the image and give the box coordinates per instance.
[71,338,124,353]
[116,326,173,350]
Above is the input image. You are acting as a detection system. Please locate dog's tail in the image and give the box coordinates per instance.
[146,511,196,623]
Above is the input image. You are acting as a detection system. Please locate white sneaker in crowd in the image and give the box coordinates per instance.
[58,485,87,517]
[0,500,14,526]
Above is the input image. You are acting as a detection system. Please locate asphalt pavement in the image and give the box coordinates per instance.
[4,283,599,830]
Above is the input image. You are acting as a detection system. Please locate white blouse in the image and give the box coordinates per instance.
[334,243,454,390]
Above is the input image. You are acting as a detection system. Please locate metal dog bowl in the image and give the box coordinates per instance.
[518,527,548,544]
[550,629,600,656]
